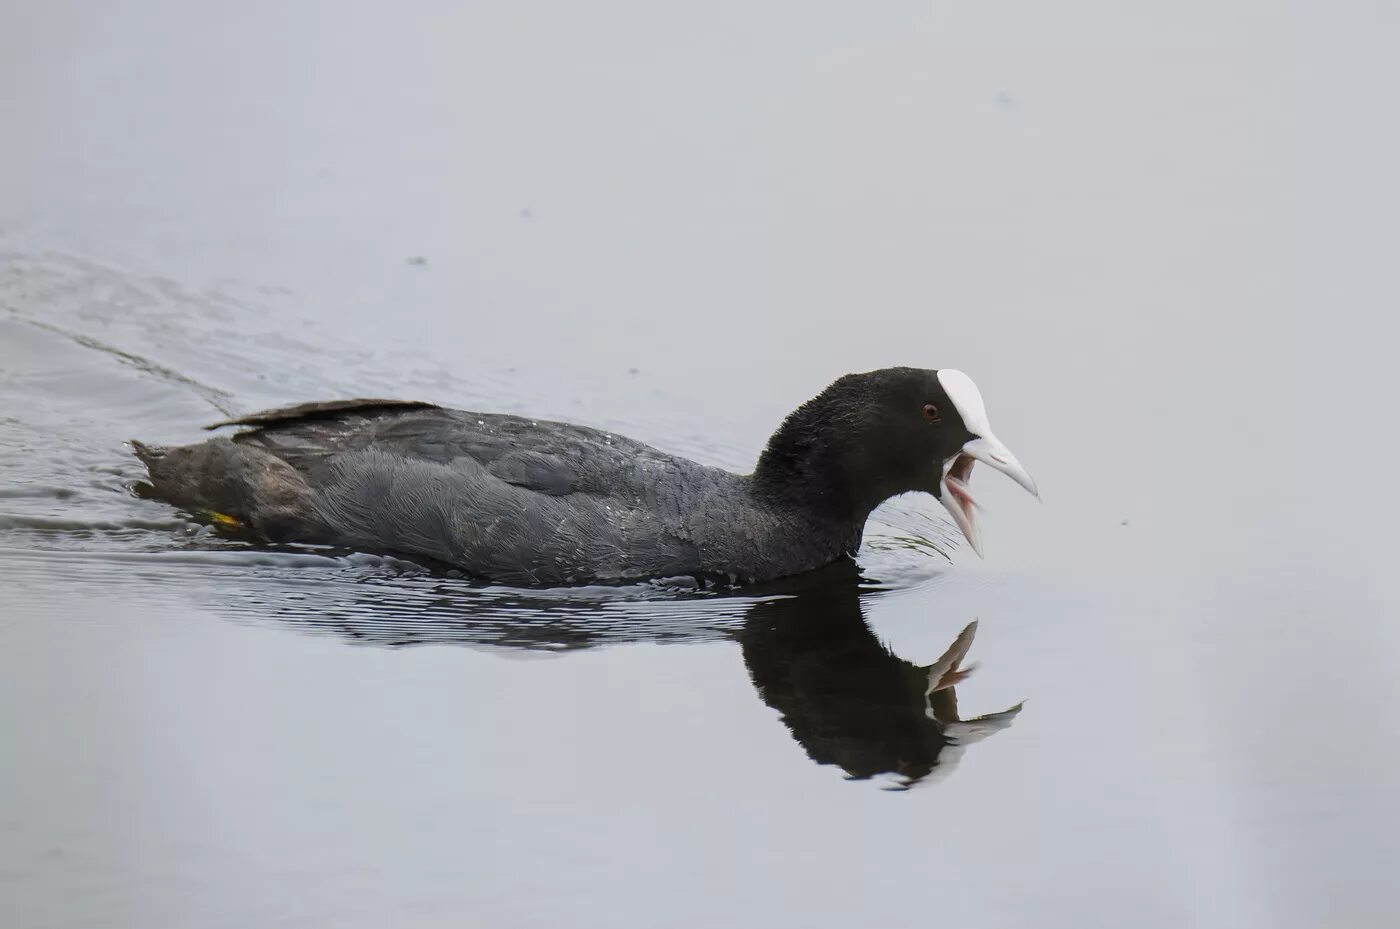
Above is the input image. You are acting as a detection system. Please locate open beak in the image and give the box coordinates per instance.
[938,434,1039,557]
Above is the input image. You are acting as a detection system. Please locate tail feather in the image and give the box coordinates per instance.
[130,439,165,468]
[129,436,314,539]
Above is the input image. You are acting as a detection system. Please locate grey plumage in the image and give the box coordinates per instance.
[137,404,852,585]
[134,368,982,586]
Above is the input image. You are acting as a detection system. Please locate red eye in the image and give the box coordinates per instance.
[921,403,941,423]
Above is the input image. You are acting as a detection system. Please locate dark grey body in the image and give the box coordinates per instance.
[135,368,979,587]
[135,402,862,585]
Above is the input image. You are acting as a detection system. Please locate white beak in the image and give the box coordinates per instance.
[962,435,1039,498]
[938,432,1038,558]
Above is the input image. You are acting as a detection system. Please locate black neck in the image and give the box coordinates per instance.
[751,394,887,524]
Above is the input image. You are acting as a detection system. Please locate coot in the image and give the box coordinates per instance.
[133,367,1037,585]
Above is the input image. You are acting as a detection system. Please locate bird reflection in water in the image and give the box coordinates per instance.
[740,581,1021,789]
[239,560,1020,789]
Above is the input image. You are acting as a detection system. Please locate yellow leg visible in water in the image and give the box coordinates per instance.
[202,511,242,529]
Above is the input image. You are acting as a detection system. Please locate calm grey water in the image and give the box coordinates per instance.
[3,3,1398,927]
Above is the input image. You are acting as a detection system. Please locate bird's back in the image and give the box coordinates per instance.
[141,401,813,584]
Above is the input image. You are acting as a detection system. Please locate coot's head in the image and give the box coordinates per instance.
[754,367,1038,555]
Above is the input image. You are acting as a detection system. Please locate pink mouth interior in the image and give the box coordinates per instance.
[946,454,976,511]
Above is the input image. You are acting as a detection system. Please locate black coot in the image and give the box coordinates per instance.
[133,367,1037,585]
